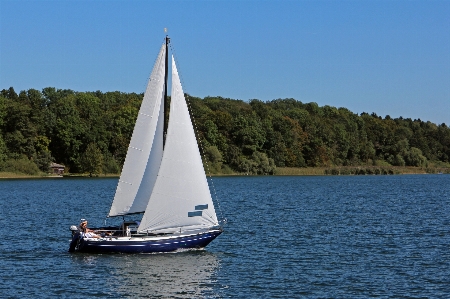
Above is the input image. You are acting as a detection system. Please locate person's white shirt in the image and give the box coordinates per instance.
[84,232,99,238]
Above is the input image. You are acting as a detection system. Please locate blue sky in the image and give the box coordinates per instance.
[1,0,449,125]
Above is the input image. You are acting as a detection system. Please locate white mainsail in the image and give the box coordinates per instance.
[108,44,166,217]
[138,56,219,233]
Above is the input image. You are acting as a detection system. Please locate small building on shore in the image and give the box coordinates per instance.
[50,163,65,175]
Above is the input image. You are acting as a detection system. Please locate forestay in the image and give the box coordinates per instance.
[108,45,166,217]
[138,56,219,233]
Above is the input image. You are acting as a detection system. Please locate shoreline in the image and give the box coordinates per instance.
[0,173,120,179]
[1,166,448,179]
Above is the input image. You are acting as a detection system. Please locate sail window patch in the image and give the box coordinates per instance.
[188,211,202,217]
[195,204,208,210]
[129,146,143,152]
[139,112,152,118]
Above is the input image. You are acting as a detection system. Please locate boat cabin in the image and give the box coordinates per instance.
[121,221,140,235]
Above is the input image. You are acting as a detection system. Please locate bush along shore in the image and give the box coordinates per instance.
[274,166,450,176]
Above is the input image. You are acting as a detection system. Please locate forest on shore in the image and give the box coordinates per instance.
[0,87,449,176]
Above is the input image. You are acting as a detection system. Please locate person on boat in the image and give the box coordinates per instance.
[79,219,101,239]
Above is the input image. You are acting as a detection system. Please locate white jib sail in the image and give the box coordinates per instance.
[138,56,219,233]
[108,44,166,217]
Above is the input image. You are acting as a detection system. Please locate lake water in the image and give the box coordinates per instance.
[1,175,449,298]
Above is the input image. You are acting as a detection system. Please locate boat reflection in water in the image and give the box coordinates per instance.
[71,251,220,298]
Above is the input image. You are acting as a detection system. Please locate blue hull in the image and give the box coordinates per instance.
[73,230,222,253]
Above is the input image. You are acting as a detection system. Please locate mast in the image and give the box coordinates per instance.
[163,35,170,147]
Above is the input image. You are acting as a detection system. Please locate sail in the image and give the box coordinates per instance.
[128,95,164,214]
[138,56,219,233]
[108,44,166,217]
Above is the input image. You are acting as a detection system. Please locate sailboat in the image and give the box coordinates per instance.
[69,36,223,253]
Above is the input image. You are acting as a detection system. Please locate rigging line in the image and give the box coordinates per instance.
[169,42,225,223]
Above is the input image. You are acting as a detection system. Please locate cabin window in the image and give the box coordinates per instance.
[194,204,208,210]
[188,211,202,217]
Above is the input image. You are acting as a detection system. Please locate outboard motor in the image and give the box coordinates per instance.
[70,225,79,236]
[68,225,81,252]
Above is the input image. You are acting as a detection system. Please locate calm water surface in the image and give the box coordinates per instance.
[0,175,449,298]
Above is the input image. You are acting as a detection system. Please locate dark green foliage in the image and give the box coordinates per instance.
[1,87,450,175]
[203,145,223,174]
[103,152,120,175]
[34,151,53,172]
[81,143,104,176]
[1,157,40,175]
[0,135,7,166]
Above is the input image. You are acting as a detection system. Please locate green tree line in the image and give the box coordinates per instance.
[1,87,449,175]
